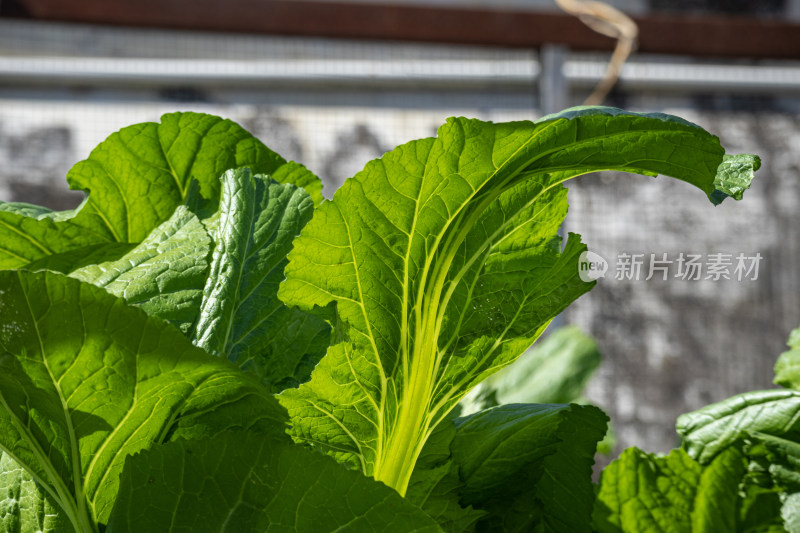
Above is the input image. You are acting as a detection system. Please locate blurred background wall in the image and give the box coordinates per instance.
[1,0,799,459]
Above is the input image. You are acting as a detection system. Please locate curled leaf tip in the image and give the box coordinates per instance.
[710,153,760,205]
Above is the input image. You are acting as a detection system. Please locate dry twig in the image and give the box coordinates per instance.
[554,0,638,104]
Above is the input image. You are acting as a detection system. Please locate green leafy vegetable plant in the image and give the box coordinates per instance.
[276,108,759,498]
[594,326,800,533]
[0,108,759,532]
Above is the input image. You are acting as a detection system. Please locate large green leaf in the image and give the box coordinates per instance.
[191,168,330,390]
[0,270,287,532]
[678,390,800,464]
[278,107,759,494]
[593,446,746,533]
[106,432,442,533]
[0,451,73,533]
[63,168,329,391]
[0,112,322,269]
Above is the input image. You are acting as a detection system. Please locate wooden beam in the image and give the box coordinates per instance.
[635,13,800,59]
[12,0,800,59]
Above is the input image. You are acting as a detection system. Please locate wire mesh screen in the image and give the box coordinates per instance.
[1,18,798,459]
[0,19,538,204]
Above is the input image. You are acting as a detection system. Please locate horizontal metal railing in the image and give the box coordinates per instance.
[1,20,800,94]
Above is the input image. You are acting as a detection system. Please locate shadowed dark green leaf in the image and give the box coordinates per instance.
[452,404,606,532]
[406,418,486,533]
[737,484,785,533]
[0,112,322,269]
[409,403,606,532]
[745,432,800,533]
[747,432,800,491]
[278,107,758,495]
[0,270,287,533]
[106,432,442,533]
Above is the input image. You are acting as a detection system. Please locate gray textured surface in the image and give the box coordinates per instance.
[566,111,800,454]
